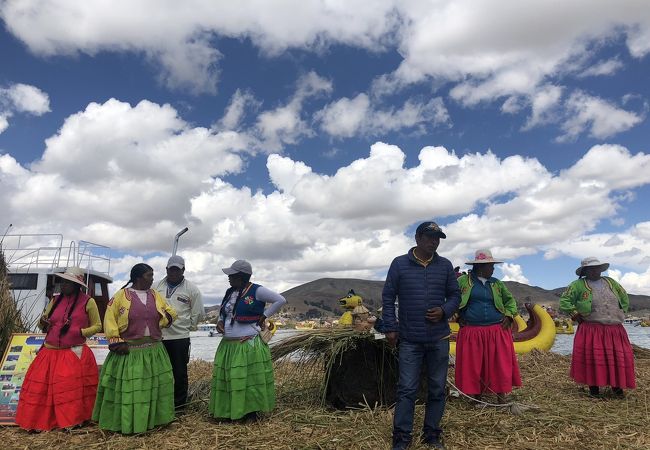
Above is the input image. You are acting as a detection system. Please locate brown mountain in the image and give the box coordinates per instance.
[280,278,385,318]
[206,278,650,318]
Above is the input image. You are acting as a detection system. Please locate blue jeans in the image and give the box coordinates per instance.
[393,338,450,444]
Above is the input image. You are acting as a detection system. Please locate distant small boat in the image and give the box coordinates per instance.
[554,318,575,335]
[198,323,218,332]
[624,317,642,325]
[295,321,317,331]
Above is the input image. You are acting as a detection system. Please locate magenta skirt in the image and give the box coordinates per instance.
[570,322,636,389]
[455,324,522,395]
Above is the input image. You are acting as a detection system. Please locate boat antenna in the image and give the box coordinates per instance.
[0,223,12,246]
[172,227,189,256]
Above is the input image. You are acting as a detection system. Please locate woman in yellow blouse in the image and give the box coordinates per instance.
[92,263,177,434]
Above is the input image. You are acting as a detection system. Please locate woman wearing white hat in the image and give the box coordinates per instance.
[15,267,102,431]
[455,250,521,403]
[209,260,286,422]
[559,257,635,398]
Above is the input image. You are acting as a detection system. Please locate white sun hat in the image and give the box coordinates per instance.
[465,249,504,265]
[575,257,609,277]
[54,267,88,288]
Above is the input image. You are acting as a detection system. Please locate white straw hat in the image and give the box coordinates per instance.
[575,257,609,277]
[465,249,503,265]
[54,267,88,288]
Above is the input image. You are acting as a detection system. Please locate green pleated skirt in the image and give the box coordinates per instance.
[92,341,175,434]
[209,335,275,420]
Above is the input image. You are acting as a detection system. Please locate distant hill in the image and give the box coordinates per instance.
[205,278,650,318]
[281,278,385,317]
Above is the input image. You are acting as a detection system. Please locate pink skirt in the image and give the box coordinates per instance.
[455,324,522,395]
[15,345,98,430]
[570,322,635,389]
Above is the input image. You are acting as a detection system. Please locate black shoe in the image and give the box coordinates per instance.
[241,411,260,423]
[588,386,601,398]
[612,387,625,398]
[392,434,411,450]
[422,435,446,449]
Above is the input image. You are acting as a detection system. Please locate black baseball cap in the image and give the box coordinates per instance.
[415,221,446,239]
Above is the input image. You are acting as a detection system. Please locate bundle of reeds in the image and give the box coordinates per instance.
[0,247,25,357]
[270,328,398,408]
[270,328,362,359]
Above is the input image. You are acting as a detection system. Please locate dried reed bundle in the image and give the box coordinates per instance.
[0,248,25,357]
[269,328,394,406]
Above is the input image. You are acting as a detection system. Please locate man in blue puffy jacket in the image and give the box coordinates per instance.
[382,221,461,450]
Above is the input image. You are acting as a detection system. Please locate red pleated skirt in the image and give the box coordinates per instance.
[15,345,98,430]
[570,322,636,389]
[455,324,522,395]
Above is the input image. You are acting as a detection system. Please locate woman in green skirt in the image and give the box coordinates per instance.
[93,263,177,434]
[210,260,287,421]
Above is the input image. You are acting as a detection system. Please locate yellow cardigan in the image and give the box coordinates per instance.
[104,288,177,343]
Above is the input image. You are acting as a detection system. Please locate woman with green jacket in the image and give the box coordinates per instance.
[559,257,635,398]
[455,250,521,403]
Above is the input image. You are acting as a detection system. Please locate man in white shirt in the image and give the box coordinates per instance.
[156,255,204,410]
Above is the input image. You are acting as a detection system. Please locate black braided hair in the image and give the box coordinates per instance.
[230,273,253,325]
[120,263,153,289]
[221,272,253,325]
[47,282,82,335]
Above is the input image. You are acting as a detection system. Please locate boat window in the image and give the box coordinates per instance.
[94,282,103,296]
[7,273,39,290]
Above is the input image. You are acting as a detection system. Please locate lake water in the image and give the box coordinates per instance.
[550,323,650,355]
[189,324,650,361]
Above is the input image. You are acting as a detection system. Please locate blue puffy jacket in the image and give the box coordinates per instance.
[381,248,461,343]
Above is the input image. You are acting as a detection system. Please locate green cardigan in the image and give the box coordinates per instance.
[457,274,519,317]
[559,277,629,316]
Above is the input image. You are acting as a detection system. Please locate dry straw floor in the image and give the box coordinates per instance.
[1,348,649,450]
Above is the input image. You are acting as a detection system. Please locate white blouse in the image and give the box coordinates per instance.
[221,285,286,339]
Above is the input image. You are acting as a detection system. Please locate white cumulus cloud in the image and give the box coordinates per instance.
[578,57,625,77]
[0,82,50,134]
[316,95,449,138]
[558,91,644,141]
[3,100,650,298]
[4,83,50,114]
[0,0,398,94]
[253,72,332,152]
[500,263,530,284]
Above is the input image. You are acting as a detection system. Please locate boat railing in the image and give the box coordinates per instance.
[75,240,111,276]
[2,234,64,270]
[2,233,111,277]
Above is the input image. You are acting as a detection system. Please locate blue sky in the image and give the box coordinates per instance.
[1,1,650,304]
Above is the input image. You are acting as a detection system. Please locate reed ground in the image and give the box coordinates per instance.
[1,347,649,450]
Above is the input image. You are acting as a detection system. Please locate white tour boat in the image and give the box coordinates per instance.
[3,233,113,331]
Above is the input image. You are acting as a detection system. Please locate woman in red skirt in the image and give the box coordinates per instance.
[455,249,521,403]
[560,257,635,398]
[15,267,102,431]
